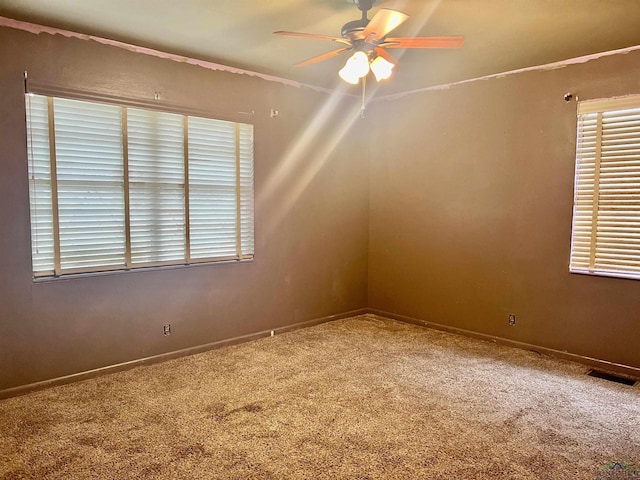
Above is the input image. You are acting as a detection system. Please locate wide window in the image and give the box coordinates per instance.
[570,94,640,280]
[25,93,254,278]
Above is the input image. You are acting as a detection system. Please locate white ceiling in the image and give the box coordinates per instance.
[1,0,640,95]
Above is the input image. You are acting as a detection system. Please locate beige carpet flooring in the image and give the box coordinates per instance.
[1,314,639,479]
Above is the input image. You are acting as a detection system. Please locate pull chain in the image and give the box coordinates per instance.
[361,75,367,118]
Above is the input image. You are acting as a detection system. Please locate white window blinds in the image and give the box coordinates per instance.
[570,94,640,280]
[128,108,186,265]
[54,98,126,271]
[26,94,55,273]
[239,123,255,257]
[187,116,238,259]
[25,93,254,278]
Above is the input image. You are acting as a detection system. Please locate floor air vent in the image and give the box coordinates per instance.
[587,369,637,386]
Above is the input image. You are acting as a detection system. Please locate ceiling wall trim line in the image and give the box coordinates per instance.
[0,15,338,96]
[375,43,640,103]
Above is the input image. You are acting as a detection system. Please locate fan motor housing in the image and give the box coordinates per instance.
[341,19,368,40]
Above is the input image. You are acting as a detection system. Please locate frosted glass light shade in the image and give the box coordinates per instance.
[339,65,360,84]
[370,56,394,82]
[339,51,370,84]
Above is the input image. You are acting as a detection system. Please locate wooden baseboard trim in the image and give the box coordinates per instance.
[368,308,640,380]
[0,307,368,400]
[6,306,634,399]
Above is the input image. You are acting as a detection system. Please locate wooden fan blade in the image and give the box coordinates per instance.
[295,47,349,67]
[274,31,351,46]
[374,47,399,66]
[362,9,409,41]
[382,36,464,49]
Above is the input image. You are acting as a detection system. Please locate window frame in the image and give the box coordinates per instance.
[569,94,640,281]
[25,88,255,279]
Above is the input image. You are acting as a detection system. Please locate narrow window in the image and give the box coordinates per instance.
[570,95,640,280]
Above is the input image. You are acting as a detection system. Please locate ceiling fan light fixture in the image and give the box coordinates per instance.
[370,55,394,82]
[338,66,360,84]
[277,3,464,89]
[339,51,370,84]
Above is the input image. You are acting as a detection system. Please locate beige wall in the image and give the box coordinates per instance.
[0,27,370,391]
[368,50,640,369]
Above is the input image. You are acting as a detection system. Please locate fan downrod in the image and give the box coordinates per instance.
[342,0,376,39]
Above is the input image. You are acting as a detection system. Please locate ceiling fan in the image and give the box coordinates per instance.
[274,0,464,85]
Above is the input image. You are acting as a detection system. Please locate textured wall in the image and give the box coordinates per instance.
[2,24,639,393]
[368,50,640,368]
[0,27,369,391]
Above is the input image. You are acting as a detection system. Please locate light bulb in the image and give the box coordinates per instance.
[370,56,395,82]
[338,51,370,84]
[339,65,360,84]
[350,51,370,78]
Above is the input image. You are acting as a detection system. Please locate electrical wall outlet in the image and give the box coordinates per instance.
[508,314,516,326]
[163,324,171,336]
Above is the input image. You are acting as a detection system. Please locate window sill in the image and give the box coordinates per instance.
[32,257,254,283]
